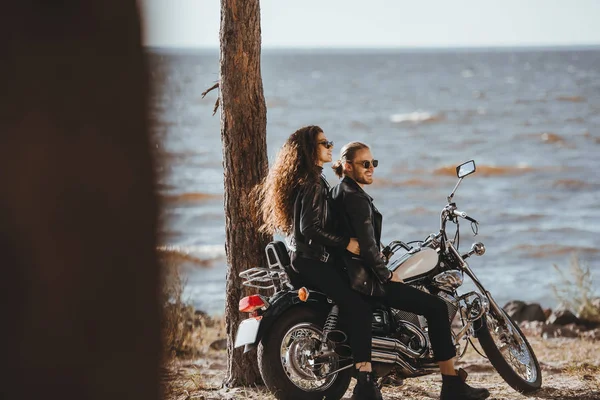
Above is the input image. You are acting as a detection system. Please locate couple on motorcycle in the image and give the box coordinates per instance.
[256,125,490,400]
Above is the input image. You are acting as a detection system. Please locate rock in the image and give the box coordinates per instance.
[541,324,579,339]
[547,308,580,326]
[209,338,227,351]
[503,300,546,322]
[519,320,544,336]
[581,328,600,341]
[194,309,215,327]
[521,303,547,322]
[504,300,526,320]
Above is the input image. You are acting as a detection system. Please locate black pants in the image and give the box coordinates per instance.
[291,253,373,364]
[383,282,456,362]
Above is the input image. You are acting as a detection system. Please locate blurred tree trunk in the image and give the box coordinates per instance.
[219,0,270,387]
[0,1,160,400]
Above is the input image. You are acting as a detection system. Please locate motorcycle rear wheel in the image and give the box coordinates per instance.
[258,306,352,400]
[475,309,542,393]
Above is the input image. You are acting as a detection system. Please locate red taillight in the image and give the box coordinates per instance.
[239,295,266,313]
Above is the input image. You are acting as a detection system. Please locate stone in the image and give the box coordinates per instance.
[547,308,580,326]
[519,321,544,336]
[521,303,547,322]
[581,328,600,341]
[504,300,526,318]
[503,300,546,322]
[209,338,227,350]
[541,324,579,339]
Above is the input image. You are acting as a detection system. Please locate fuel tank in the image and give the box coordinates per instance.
[387,247,439,281]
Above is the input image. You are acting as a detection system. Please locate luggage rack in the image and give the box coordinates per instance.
[239,241,293,292]
[239,267,289,291]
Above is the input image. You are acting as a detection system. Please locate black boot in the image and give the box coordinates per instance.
[440,369,490,400]
[352,371,384,400]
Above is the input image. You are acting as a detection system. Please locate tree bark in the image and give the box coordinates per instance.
[219,0,270,388]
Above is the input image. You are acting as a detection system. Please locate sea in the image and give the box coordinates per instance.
[148,46,600,315]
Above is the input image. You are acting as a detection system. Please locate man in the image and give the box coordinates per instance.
[330,142,490,400]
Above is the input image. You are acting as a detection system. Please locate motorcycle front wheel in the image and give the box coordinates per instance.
[258,306,352,400]
[475,309,542,393]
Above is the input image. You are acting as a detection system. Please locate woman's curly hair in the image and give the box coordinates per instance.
[255,125,323,235]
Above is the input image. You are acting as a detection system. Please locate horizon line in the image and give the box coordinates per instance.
[144,43,600,51]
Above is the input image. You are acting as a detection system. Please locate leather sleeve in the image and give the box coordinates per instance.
[344,192,392,283]
[299,182,350,249]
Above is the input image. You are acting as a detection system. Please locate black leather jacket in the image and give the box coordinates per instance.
[291,172,349,263]
[330,176,392,296]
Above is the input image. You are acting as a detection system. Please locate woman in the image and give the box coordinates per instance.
[256,125,384,400]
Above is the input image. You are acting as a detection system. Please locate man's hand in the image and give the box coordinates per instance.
[390,270,404,283]
[346,238,360,255]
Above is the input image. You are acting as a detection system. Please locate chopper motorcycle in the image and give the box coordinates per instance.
[234,160,542,399]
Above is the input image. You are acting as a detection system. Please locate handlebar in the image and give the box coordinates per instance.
[451,209,478,224]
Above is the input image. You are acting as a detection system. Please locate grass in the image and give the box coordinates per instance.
[159,249,227,362]
[551,253,600,322]
[564,362,600,391]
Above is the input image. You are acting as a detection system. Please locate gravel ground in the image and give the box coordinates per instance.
[163,327,600,400]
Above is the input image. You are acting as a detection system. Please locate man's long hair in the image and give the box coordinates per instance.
[255,125,323,235]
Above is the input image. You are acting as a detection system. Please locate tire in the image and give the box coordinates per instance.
[258,306,352,400]
[475,309,542,393]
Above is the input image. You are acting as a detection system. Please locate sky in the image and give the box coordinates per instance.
[141,0,600,49]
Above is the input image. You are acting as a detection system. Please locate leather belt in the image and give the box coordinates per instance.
[295,250,332,264]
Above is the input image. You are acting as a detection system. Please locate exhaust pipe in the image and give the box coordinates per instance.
[333,344,352,358]
[326,330,348,344]
[371,350,417,374]
[372,336,426,358]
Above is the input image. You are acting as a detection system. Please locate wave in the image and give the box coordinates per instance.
[498,212,546,221]
[350,120,369,130]
[158,248,213,267]
[267,97,288,108]
[517,132,567,145]
[390,110,445,124]
[553,179,595,190]
[565,117,585,123]
[514,244,599,258]
[372,177,441,188]
[433,164,534,177]
[540,132,565,144]
[515,98,547,104]
[157,244,226,267]
[556,95,586,103]
[155,150,202,161]
[161,192,221,203]
[406,206,434,215]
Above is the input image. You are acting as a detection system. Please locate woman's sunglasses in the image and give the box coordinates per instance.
[353,159,379,169]
[318,140,334,149]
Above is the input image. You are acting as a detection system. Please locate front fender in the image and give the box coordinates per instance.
[243,289,331,353]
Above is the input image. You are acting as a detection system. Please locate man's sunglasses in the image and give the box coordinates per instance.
[352,159,379,169]
[318,140,334,149]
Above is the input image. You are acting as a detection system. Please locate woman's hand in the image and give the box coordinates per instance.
[346,238,360,255]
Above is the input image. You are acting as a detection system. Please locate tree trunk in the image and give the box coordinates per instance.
[219,0,270,388]
[0,2,160,400]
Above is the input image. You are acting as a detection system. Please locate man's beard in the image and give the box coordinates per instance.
[353,173,373,185]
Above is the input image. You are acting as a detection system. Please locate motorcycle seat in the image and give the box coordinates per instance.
[265,241,291,270]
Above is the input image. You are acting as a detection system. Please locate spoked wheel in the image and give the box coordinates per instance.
[258,306,352,400]
[475,309,542,393]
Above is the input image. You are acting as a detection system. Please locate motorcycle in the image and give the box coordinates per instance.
[234,160,542,400]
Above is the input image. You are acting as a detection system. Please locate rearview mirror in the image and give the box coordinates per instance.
[456,160,476,178]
